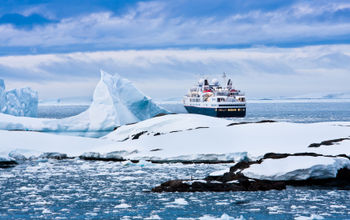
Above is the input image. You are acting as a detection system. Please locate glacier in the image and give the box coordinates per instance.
[0,79,38,117]
[0,70,168,131]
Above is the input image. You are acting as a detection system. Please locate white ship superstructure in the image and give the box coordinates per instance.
[183,75,246,117]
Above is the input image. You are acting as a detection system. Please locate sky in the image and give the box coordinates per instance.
[0,0,350,100]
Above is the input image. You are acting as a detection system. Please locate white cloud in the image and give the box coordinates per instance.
[0,45,349,100]
[1,1,350,49]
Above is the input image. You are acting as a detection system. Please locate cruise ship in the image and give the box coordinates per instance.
[183,74,246,117]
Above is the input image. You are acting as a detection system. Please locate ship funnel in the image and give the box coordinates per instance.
[204,79,209,86]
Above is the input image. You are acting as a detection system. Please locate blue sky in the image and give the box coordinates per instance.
[0,0,350,99]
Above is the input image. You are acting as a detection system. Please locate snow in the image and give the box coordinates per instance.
[242,156,350,181]
[198,214,243,220]
[0,79,38,117]
[0,130,117,159]
[103,113,230,141]
[0,70,168,131]
[1,109,350,183]
[114,203,131,209]
[209,168,231,177]
[171,198,188,205]
[100,117,350,162]
[0,155,13,162]
[294,214,325,220]
[1,114,350,166]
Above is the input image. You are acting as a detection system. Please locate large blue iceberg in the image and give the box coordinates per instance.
[0,71,168,131]
[0,79,38,117]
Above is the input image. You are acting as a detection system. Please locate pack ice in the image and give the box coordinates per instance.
[0,79,38,117]
[0,71,168,131]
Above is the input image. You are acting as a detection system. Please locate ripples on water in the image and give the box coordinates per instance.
[38,102,350,123]
[1,160,350,219]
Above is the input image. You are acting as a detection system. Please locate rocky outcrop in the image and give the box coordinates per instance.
[152,153,350,192]
[152,178,286,192]
[227,120,276,127]
[308,137,350,148]
[39,152,69,160]
[0,160,18,168]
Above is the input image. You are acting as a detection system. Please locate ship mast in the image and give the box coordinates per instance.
[222,72,227,89]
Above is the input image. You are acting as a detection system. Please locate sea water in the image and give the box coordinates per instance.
[2,160,350,219]
[2,101,350,219]
[38,101,350,123]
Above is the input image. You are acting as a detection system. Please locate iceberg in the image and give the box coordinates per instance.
[0,79,38,117]
[69,70,169,131]
[0,79,4,94]
[0,70,168,131]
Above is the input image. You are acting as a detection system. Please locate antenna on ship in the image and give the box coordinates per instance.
[222,72,227,88]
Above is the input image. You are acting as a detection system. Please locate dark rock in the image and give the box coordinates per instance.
[194,126,209,129]
[0,160,18,168]
[227,120,276,127]
[79,152,125,162]
[308,138,350,148]
[120,137,129,142]
[153,132,161,136]
[230,160,261,173]
[256,120,276,123]
[131,131,147,140]
[39,152,68,160]
[152,154,350,192]
[227,122,250,126]
[263,152,326,160]
[153,113,173,118]
[150,148,162,152]
[152,178,286,192]
[263,153,290,159]
[125,122,137,126]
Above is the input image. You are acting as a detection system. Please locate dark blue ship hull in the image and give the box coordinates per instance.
[184,106,246,117]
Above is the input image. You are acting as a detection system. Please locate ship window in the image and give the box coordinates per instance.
[217,98,225,102]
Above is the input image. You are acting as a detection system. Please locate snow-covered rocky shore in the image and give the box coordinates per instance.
[1,113,350,191]
[1,71,350,192]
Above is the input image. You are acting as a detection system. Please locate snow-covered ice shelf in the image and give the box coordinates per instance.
[1,114,349,164]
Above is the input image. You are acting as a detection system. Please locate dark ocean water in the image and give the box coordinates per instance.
[1,101,349,219]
